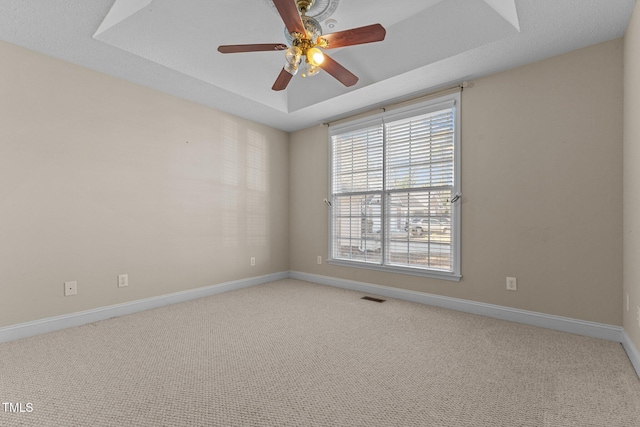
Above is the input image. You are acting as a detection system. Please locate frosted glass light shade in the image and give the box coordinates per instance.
[307,47,324,66]
[285,46,302,65]
[284,61,299,75]
[300,61,320,78]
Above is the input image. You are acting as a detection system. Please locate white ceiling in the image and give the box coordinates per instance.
[0,0,635,132]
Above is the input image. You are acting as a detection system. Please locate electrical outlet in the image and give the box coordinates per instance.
[118,274,128,288]
[506,277,517,291]
[250,257,255,267]
[64,281,77,296]
[317,255,322,264]
[637,306,640,328]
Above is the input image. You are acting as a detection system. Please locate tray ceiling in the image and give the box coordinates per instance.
[0,0,635,131]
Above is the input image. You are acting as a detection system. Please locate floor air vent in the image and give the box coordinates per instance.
[361,296,386,303]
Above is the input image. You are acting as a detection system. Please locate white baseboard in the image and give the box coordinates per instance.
[288,271,625,343]
[0,271,289,344]
[622,331,640,377]
[3,270,639,379]
[290,271,640,378]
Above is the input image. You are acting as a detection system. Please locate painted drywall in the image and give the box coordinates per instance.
[624,3,640,354]
[0,40,289,327]
[290,39,623,326]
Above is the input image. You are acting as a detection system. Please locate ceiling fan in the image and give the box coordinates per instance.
[217,0,386,91]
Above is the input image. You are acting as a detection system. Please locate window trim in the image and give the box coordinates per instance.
[327,92,462,281]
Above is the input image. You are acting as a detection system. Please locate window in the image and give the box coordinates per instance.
[329,93,461,280]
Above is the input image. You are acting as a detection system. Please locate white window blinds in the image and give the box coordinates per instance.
[332,121,383,194]
[331,120,384,264]
[329,94,461,280]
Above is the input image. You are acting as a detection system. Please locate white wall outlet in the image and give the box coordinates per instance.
[506,277,517,291]
[317,255,322,265]
[118,274,129,288]
[250,257,255,267]
[64,281,77,296]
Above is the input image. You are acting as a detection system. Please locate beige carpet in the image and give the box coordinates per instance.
[0,279,639,426]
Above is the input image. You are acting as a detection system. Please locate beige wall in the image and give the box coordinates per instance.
[624,4,640,352]
[0,32,628,331]
[0,41,289,327]
[291,39,624,326]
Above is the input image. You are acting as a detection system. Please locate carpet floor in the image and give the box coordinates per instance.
[0,279,639,426]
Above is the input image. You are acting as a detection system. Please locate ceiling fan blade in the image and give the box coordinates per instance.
[323,24,386,49]
[273,0,305,35]
[272,68,294,91]
[218,44,287,54]
[318,53,358,87]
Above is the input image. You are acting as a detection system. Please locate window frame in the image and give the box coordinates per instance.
[327,92,461,281]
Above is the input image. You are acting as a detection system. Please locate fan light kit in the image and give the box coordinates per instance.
[218,0,386,91]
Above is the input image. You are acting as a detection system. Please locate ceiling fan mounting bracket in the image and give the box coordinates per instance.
[296,0,315,14]
[266,0,340,23]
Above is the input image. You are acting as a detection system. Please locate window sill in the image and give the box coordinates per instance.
[327,259,462,282]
